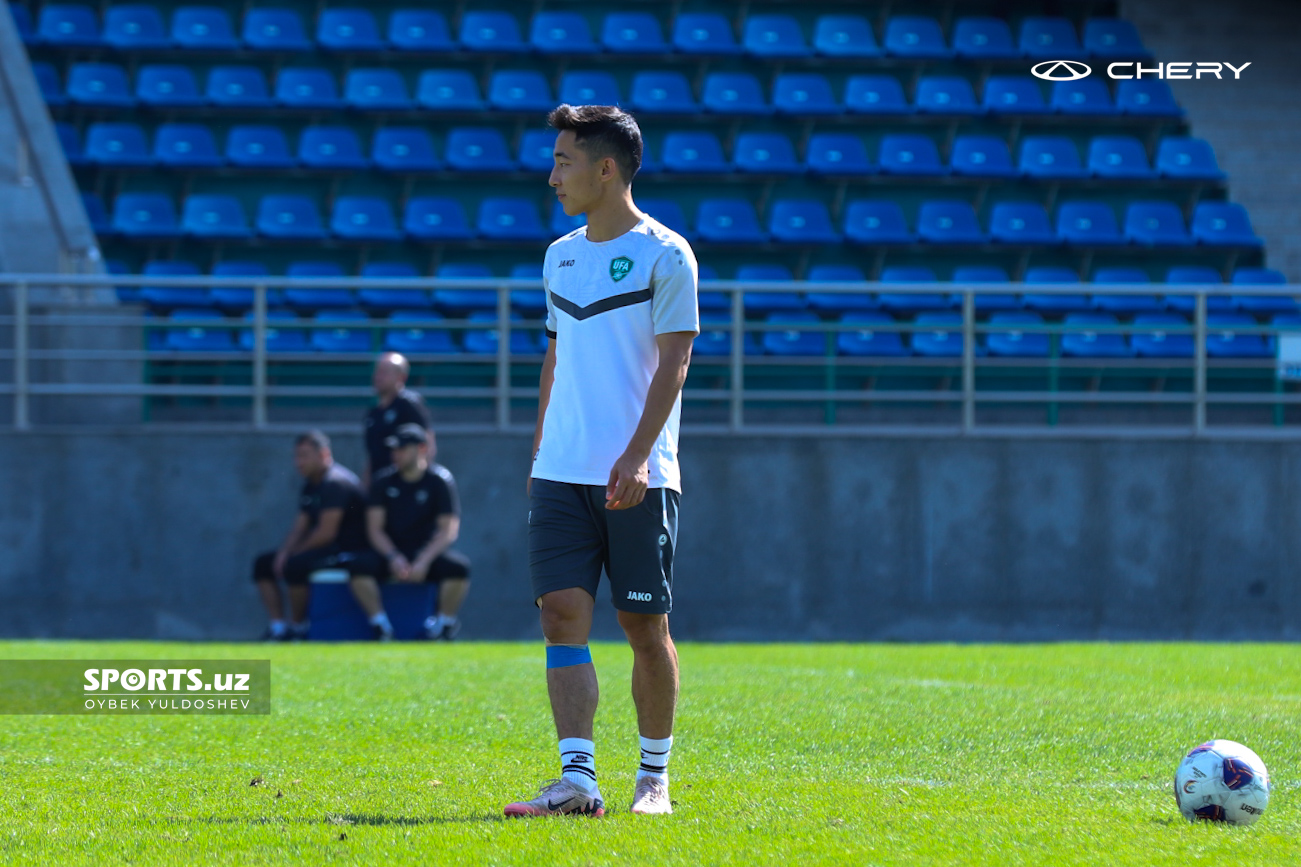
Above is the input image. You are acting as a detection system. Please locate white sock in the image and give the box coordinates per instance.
[425,614,444,630]
[370,612,392,631]
[559,737,597,790]
[636,735,673,783]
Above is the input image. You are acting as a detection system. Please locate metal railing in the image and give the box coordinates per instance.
[3,273,1300,435]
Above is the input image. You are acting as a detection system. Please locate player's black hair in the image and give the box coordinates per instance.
[295,430,331,452]
[547,103,643,183]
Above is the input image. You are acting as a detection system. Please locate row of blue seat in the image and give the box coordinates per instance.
[35,62,1183,118]
[63,120,1225,183]
[21,7,1149,60]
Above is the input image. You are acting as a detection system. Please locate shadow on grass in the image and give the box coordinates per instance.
[177,813,505,827]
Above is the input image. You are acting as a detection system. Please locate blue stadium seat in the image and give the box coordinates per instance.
[696,199,767,243]
[662,131,728,173]
[1192,202,1262,247]
[734,132,800,174]
[358,264,430,312]
[806,133,874,176]
[987,312,1050,357]
[10,3,34,44]
[345,69,412,110]
[878,134,945,176]
[137,65,203,107]
[1020,17,1084,59]
[81,192,111,234]
[141,261,208,309]
[277,68,340,109]
[1057,201,1124,246]
[697,284,731,315]
[839,312,910,357]
[550,200,585,236]
[284,262,352,311]
[154,123,222,168]
[463,311,539,355]
[769,200,841,244]
[433,264,495,314]
[844,75,910,114]
[531,11,596,54]
[1022,267,1091,315]
[39,4,100,47]
[1019,135,1088,179]
[744,14,809,58]
[518,130,556,173]
[104,5,169,49]
[1117,80,1182,116]
[373,127,440,172]
[208,66,272,107]
[1051,78,1116,115]
[67,63,133,107]
[332,196,402,242]
[385,312,457,354]
[672,13,740,55]
[311,311,373,354]
[911,312,965,358]
[508,266,546,317]
[172,6,238,49]
[813,14,880,57]
[951,266,1020,313]
[257,195,327,240]
[1230,268,1296,315]
[210,262,274,312]
[844,200,914,244]
[112,193,180,238]
[694,312,757,357]
[772,73,838,116]
[164,309,235,352]
[85,122,152,167]
[1132,313,1193,358]
[878,267,949,314]
[989,202,1056,244]
[55,123,84,166]
[639,199,691,239]
[917,200,987,244]
[182,194,251,239]
[1125,201,1192,246]
[243,8,310,50]
[1156,137,1225,180]
[1062,312,1134,358]
[983,76,1049,114]
[241,310,307,352]
[226,125,294,168]
[488,70,554,112]
[32,62,65,107]
[763,312,826,356]
[1088,135,1154,178]
[444,127,515,172]
[388,10,454,51]
[1092,268,1164,314]
[298,126,368,170]
[478,198,546,240]
[950,135,1017,178]
[404,197,474,240]
[1084,19,1151,59]
[1206,313,1271,358]
[915,76,980,115]
[318,8,385,51]
[630,72,698,113]
[559,71,620,106]
[460,11,526,52]
[884,15,950,58]
[805,266,874,313]
[417,70,484,111]
[1164,267,1233,315]
[602,12,666,53]
[953,16,1017,59]
[703,72,769,115]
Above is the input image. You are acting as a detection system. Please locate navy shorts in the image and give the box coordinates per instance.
[528,479,679,614]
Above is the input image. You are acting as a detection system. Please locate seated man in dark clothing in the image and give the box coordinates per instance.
[252,430,368,641]
[348,423,471,641]
[363,352,432,488]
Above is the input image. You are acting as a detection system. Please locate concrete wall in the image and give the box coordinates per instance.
[0,430,1298,642]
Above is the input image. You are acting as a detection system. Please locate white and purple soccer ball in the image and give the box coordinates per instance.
[1174,739,1270,826]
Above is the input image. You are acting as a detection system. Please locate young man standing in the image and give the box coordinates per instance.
[504,104,699,819]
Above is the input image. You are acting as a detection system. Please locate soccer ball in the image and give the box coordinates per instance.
[1173,739,1270,826]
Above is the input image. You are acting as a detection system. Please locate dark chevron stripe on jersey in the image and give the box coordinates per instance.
[549,288,652,321]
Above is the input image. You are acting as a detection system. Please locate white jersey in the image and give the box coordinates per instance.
[532,214,699,492]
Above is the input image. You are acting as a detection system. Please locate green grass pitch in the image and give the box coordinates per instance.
[1,641,1297,866]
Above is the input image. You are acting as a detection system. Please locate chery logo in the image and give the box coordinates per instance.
[1032,60,1251,81]
[1031,60,1091,81]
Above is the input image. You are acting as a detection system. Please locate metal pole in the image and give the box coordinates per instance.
[252,283,267,429]
[14,281,28,430]
[1194,291,1207,433]
[495,284,511,431]
[962,289,974,433]
[729,287,744,431]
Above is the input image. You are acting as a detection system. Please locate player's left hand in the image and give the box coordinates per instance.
[405,559,430,582]
[606,453,649,510]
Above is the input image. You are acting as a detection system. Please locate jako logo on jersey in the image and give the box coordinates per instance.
[559,259,575,268]
[627,591,653,602]
[610,256,634,282]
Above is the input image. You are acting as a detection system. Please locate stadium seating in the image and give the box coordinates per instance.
[1231,268,1297,314]
[444,128,515,172]
[404,198,474,240]
[227,126,294,168]
[773,74,839,116]
[984,77,1050,114]
[39,4,101,47]
[953,17,1017,59]
[182,194,252,239]
[878,266,949,314]
[277,68,341,109]
[1205,313,1271,358]
[987,312,1050,357]
[878,134,945,176]
[243,9,311,51]
[460,11,526,52]
[662,132,729,173]
[915,77,980,115]
[1022,268,1092,315]
[104,5,170,49]
[1088,136,1156,178]
[1117,80,1182,116]
[331,197,402,242]
[164,309,235,352]
[113,193,181,238]
[845,201,914,244]
[696,199,767,243]
[67,63,133,107]
[703,73,769,115]
[208,66,272,107]
[769,200,841,244]
[807,134,874,176]
[989,202,1056,245]
[373,127,440,173]
[1051,78,1116,114]
[845,75,910,114]
[531,11,597,54]
[155,123,223,168]
[1084,19,1151,58]
[172,6,238,49]
[1091,268,1164,314]
[1020,16,1085,59]
[734,133,801,174]
[631,72,698,113]
[952,267,1021,313]
[257,195,326,240]
[1125,201,1193,246]
[488,70,554,112]
[345,69,412,111]
[913,312,966,357]
[602,13,666,53]
[1192,203,1263,246]
[763,312,826,356]
[388,10,454,51]
[298,126,368,170]
[1020,136,1089,179]
[141,261,208,309]
[560,72,620,106]
[1057,201,1124,246]
[1156,137,1225,180]
[744,14,809,58]
[917,201,987,244]
[951,136,1018,178]
[884,16,949,59]
[1132,313,1194,358]
[32,63,65,106]
[737,265,803,315]
[1061,313,1134,358]
[386,312,457,355]
[417,70,484,111]
[137,65,203,107]
[672,13,741,55]
[478,198,546,241]
[318,9,385,51]
[839,312,910,357]
[85,122,151,167]
[813,14,881,57]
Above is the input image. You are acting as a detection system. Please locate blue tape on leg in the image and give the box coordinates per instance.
[546,644,592,669]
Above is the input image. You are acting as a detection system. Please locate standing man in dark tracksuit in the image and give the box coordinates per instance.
[363,352,432,488]
[251,430,368,641]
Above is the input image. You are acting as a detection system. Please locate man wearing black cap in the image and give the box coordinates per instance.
[347,423,471,640]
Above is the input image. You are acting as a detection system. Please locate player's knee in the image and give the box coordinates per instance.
[618,611,670,651]
[538,603,586,645]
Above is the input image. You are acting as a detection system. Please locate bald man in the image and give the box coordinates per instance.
[363,352,432,488]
